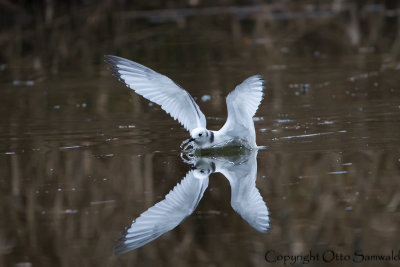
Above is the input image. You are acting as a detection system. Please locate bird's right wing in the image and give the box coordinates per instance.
[219,75,265,146]
[105,55,206,132]
[218,151,270,233]
[230,183,270,233]
[115,171,209,254]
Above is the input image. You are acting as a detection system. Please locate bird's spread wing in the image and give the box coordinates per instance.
[219,151,270,233]
[230,185,270,233]
[115,171,209,254]
[220,75,265,145]
[105,55,206,131]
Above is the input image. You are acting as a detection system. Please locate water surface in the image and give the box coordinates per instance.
[1,2,400,267]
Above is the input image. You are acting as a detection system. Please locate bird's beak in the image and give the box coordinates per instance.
[188,137,195,142]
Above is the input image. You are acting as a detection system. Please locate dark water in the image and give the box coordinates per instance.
[1,2,400,267]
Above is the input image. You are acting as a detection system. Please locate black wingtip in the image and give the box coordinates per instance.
[113,244,127,255]
[104,55,121,66]
[256,74,266,90]
[117,235,127,242]
[256,74,265,83]
[104,54,117,60]
[111,72,121,78]
[105,57,123,81]
[109,66,119,72]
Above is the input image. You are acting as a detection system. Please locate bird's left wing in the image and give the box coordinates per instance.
[115,171,209,254]
[105,55,206,132]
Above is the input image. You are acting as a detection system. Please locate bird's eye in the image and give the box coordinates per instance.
[199,133,202,137]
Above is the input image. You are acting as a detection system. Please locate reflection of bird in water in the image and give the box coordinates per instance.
[105,55,265,149]
[193,150,270,233]
[115,150,269,254]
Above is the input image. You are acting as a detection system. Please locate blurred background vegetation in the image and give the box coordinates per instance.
[1,0,400,75]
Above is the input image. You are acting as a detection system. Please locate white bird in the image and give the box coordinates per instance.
[105,55,265,149]
[115,151,269,254]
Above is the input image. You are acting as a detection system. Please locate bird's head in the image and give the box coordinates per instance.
[190,157,216,179]
[189,127,210,145]
[192,167,212,179]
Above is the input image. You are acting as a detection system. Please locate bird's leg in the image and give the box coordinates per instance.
[180,138,198,164]
[181,138,198,152]
[180,138,192,149]
[180,150,196,164]
[183,141,193,152]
